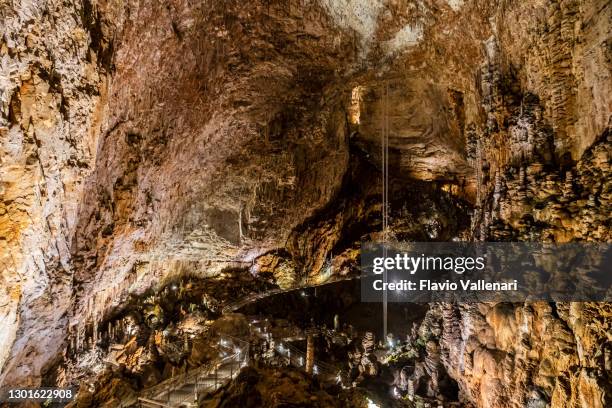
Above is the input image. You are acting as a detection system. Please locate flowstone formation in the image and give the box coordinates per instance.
[1,0,610,407]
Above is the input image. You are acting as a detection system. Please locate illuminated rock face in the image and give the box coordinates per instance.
[0,0,109,385]
[0,0,610,406]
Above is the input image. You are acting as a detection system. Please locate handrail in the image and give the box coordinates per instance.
[146,352,242,400]
[170,352,242,407]
[137,397,174,407]
[221,276,360,314]
[140,363,211,401]
[217,333,250,347]
[123,276,362,406]
[275,341,339,377]
[138,333,249,407]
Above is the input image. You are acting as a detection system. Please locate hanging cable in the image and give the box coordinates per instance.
[382,81,389,339]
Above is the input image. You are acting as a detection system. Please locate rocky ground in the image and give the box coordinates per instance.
[204,366,385,408]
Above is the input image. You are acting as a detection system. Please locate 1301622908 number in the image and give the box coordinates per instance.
[4,388,75,402]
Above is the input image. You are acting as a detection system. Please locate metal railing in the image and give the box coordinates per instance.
[222,275,360,314]
[274,341,339,378]
[136,334,249,407]
[127,275,362,406]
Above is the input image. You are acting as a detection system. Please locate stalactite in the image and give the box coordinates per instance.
[70,328,76,357]
[93,314,98,346]
[492,170,501,216]
[76,327,81,353]
[562,171,574,198]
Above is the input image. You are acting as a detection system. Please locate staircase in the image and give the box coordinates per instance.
[136,335,249,407]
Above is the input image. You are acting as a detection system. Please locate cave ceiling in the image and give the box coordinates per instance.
[0,0,610,405]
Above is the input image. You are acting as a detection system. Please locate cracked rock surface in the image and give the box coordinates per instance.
[0,0,610,406]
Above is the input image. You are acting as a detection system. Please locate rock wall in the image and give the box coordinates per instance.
[2,0,361,387]
[429,1,612,406]
[0,0,109,385]
[0,1,609,405]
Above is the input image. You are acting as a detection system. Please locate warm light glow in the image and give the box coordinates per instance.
[349,86,364,125]
[367,399,380,408]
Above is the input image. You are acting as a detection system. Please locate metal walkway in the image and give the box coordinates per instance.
[136,335,249,407]
[128,277,360,406]
[221,275,360,314]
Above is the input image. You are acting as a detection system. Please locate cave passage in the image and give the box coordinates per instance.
[1,1,609,408]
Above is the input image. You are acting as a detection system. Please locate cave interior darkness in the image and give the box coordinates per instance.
[0,0,610,407]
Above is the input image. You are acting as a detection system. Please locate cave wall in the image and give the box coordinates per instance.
[69,0,356,325]
[0,0,109,385]
[432,135,611,406]
[0,2,610,406]
[2,0,361,386]
[431,1,612,406]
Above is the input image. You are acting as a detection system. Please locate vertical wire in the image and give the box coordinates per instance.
[382,81,389,340]
[384,82,390,237]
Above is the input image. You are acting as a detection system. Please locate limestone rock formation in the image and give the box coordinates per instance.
[0,0,610,407]
[204,366,373,408]
[1,0,109,385]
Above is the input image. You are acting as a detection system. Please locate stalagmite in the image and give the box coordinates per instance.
[407,378,415,401]
[305,333,315,375]
[0,1,608,406]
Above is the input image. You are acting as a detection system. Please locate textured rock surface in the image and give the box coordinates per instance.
[204,366,375,408]
[430,1,612,405]
[0,0,108,385]
[0,1,610,407]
